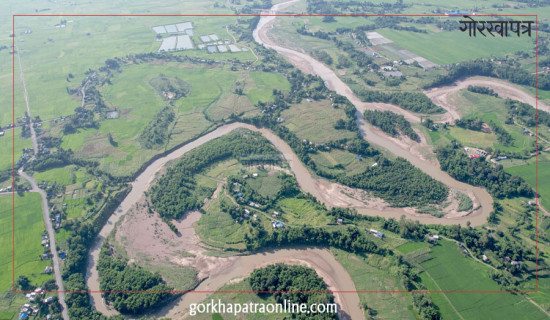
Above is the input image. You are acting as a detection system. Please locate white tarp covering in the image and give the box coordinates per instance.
[158,36,177,52]
[176,22,193,31]
[165,24,178,33]
[152,26,167,34]
[176,35,194,50]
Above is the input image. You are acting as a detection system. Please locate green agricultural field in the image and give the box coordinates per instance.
[10,7,240,121]
[246,71,291,104]
[448,126,497,150]
[33,166,74,186]
[277,197,332,226]
[378,27,533,65]
[55,60,289,176]
[310,149,374,177]
[447,90,538,152]
[419,240,546,319]
[195,193,250,251]
[0,193,51,293]
[281,99,357,144]
[332,249,415,319]
[504,152,550,210]
[245,172,283,198]
[0,291,28,320]
[395,241,428,254]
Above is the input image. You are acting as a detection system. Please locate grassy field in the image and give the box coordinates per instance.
[277,197,332,227]
[310,149,374,177]
[245,171,283,198]
[504,152,550,210]
[281,99,357,144]
[395,241,428,254]
[195,192,250,251]
[447,90,539,152]
[0,193,51,293]
[246,71,291,104]
[33,166,74,186]
[0,291,28,320]
[419,240,546,319]
[57,62,283,176]
[378,27,533,65]
[332,249,416,319]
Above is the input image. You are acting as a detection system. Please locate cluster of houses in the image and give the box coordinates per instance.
[19,302,39,319]
[20,288,58,320]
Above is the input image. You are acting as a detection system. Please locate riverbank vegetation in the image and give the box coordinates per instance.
[363,110,419,141]
[436,145,533,199]
[97,245,173,314]
[249,264,336,319]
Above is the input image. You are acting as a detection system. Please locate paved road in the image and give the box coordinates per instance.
[15,46,69,320]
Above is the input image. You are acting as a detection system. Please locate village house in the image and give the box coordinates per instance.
[369,229,384,238]
[272,221,284,228]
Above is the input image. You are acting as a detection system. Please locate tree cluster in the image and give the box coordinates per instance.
[467,85,498,97]
[139,106,176,149]
[249,264,336,319]
[97,247,173,314]
[357,90,444,114]
[245,225,385,255]
[436,146,533,199]
[363,110,419,141]
[339,157,448,207]
[455,117,484,131]
[426,60,550,90]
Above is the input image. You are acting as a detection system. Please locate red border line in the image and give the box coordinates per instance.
[12,13,539,295]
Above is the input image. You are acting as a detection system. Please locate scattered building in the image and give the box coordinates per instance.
[369,229,384,238]
[272,221,284,228]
